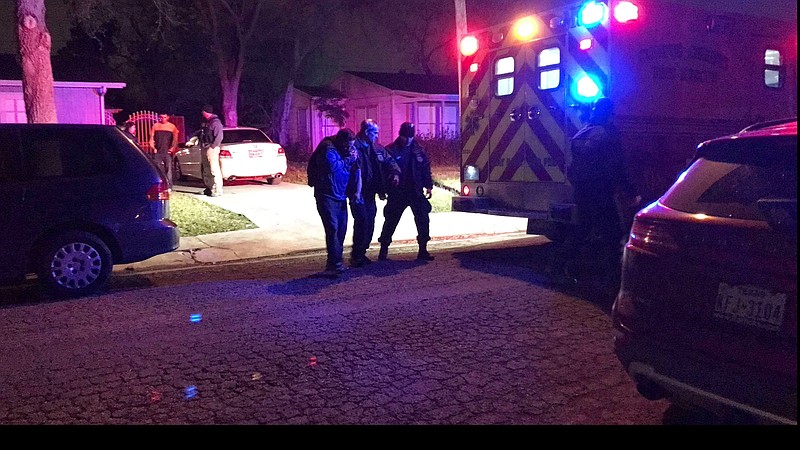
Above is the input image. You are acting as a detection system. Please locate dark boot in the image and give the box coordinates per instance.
[378,242,389,261]
[417,240,434,261]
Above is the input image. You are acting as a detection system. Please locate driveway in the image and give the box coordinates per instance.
[173,180,529,250]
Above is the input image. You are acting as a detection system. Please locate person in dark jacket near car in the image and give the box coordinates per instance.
[313,128,362,276]
[201,104,224,197]
[377,122,435,262]
[550,97,640,288]
[118,121,138,144]
[348,119,401,267]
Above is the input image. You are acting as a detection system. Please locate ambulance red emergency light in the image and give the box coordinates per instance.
[451,0,797,239]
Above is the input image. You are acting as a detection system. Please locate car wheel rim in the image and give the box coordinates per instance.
[49,242,103,290]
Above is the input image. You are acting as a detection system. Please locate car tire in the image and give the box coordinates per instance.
[267,174,283,185]
[37,231,113,298]
[173,157,186,182]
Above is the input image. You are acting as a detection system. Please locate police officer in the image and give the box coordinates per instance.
[377,122,435,261]
[554,97,639,288]
[349,119,401,267]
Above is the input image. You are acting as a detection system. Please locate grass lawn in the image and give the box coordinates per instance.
[170,192,258,237]
[430,166,459,213]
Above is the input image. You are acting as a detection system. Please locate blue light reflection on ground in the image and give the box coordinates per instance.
[185,385,198,400]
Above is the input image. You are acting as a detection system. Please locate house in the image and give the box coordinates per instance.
[0,79,126,124]
[0,53,125,124]
[291,71,459,150]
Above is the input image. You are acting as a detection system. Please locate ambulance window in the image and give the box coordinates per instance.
[765,49,781,65]
[764,49,783,88]
[496,77,514,96]
[540,69,560,90]
[495,57,515,75]
[495,56,515,96]
[537,47,561,90]
[538,47,560,67]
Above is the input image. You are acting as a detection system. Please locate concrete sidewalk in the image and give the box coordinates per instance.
[115,182,529,273]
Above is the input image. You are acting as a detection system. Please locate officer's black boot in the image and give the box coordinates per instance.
[378,242,389,261]
[416,239,434,261]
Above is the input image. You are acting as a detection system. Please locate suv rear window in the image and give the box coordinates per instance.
[661,139,797,220]
[19,128,120,178]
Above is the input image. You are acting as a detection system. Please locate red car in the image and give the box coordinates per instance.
[612,118,797,425]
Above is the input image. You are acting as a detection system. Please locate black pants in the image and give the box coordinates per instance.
[152,152,172,185]
[350,195,378,259]
[551,185,624,283]
[378,192,431,245]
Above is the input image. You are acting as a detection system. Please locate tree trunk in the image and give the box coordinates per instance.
[278,80,295,146]
[220,77,239,128]
[219,66,240,128]
[15,0,57,123]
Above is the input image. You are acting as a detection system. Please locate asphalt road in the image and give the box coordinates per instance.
[0,235,671,425]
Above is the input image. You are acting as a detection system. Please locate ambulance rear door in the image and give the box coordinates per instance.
[487,35,570,212]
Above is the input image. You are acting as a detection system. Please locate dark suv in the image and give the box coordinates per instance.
[612,118,797,424]
[0,124,180,297]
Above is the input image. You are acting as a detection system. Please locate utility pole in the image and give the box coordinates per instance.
[455,0,467,41]
[454,0,467,132]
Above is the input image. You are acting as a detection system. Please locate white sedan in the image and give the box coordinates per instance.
[173,127,287,185]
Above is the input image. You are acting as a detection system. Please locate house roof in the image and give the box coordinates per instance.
[295,85,335,98]
[345,71,458,95]
[0,53,122,83]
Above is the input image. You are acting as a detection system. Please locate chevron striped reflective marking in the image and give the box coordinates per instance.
[460,19,611,185]
[566,22,610,130]
[489,53,570,183]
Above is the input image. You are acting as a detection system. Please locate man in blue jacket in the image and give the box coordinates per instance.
[313,128,361,276]
[377,122,435,262]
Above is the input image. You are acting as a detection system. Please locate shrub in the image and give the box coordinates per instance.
[416,135,460,167]
[283,139,312,162]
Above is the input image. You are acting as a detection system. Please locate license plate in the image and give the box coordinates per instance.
[249,149,262,158]
[714,283,787,331]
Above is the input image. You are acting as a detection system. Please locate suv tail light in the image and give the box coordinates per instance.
[219,150,232,158]
[628,217,678,253]
[146,181,171,201]
[277,147,285,155]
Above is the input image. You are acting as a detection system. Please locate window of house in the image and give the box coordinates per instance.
[764,49,783,88]
[443,103,459,138]
[538,46,561,90]
[495,56,515,96]
[416,102,438,137]
[319,114,339,140]
[0,95,27,123]
[408,102,461,139]
[297,108,309,142]
[354,105,378,123]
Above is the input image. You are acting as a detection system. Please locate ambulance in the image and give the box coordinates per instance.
[451,0,797,239]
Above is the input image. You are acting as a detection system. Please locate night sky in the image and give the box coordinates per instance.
[1,0,796,56]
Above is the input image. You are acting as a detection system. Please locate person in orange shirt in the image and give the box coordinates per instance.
[149,113,179,185]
